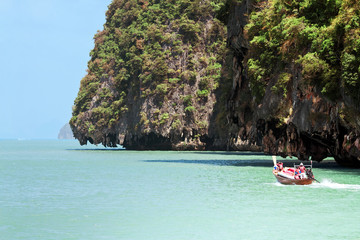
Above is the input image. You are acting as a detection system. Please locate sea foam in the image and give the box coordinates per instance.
[311,179,360,191]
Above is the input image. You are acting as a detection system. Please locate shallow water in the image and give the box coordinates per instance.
[1,140,359,239]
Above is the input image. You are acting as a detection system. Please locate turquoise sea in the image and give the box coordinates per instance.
[1,140,360,240]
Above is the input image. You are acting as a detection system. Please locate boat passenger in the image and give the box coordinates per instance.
[297,163,307,179]
[276,162,284,171]
[298,163,306,173]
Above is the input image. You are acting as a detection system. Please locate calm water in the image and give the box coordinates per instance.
[1,140,360,240]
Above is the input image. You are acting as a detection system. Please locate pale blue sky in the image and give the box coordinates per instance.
[0,0,112,139]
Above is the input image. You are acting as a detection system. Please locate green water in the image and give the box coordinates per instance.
[1,140,359,239]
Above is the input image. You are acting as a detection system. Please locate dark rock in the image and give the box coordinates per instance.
[70,0,360,167]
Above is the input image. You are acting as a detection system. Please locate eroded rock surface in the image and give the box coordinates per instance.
[71,0,360,167]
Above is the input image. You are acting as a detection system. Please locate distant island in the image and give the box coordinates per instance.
[58,123,75,139]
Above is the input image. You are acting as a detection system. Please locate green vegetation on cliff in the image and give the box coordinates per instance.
[70,0,231,147]
[243,0,360,165]
[246,0,360,110]
[71,0,360,163]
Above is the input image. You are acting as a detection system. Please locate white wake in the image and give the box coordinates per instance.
[311,179,360,191]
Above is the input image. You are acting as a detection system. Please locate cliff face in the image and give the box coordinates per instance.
[224,0,360,167]
[71,0,360,167]
[70,0,231,149]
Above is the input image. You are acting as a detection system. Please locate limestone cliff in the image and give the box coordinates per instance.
[70,0,360,167]
[224,0,360,167]
[70,0,231,149]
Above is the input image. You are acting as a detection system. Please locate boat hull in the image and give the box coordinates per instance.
[273,170,314,185]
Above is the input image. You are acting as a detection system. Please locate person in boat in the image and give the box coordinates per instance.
[298,163,306,173]
[276,162,284,171]
[306,168,314,179]
[295,163,307,179]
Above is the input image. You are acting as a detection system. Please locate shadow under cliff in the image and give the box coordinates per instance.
[67,148,358,173]
[143,158,338,168]
[144,154,359,174]
[67,148,126,151]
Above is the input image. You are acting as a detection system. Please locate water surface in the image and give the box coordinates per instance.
[1,140,359,239]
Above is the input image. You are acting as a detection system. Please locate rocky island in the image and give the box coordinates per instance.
[70,0,360,167]
[58,123,75,140]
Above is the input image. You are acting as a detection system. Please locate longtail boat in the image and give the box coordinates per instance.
[272,156,317,185]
